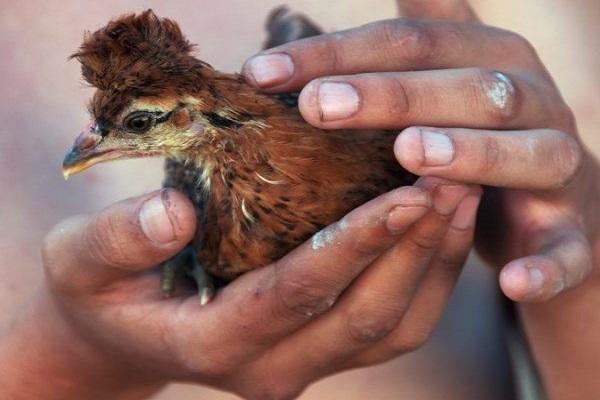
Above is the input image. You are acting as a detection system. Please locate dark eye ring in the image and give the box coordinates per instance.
[124,112,155,133]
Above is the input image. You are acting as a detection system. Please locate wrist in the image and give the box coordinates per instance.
[0,287,165,400]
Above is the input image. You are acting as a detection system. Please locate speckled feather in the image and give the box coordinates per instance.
[76,10,416,281]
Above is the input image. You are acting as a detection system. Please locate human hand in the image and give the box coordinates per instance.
[1,177,479,400]
[242,0,599,303]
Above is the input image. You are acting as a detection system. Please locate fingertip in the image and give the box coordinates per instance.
[500,257,567,302]
[137,189,195,247]
[88,189,196,271]
[242,53,295,90]
[158,189,197,243]
[499,262,532,301]
[298,79,321,125]
[241,59,259,88]
[394,127,425,172]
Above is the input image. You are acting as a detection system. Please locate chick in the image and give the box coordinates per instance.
[63,10,415,303]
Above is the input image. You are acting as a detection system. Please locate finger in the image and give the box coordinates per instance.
[165,185,434,372]
[499,226,593,302]
[394,126,583,189]
[253,182,473,387]
[298,69,564,130]
[353,186,481,365]
[242,20,539,92]
[397,0,481,23]
[42,189,196,294]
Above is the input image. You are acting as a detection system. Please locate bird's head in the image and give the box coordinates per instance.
[63,10,215,179]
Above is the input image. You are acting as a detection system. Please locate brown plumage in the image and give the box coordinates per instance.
[63,10,415,291]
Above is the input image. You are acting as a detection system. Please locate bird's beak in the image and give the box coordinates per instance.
[62,119,119,179]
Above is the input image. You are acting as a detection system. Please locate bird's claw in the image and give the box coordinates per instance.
[160,246,215,305]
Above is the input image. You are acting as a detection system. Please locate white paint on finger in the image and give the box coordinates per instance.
[311,218,348,250]
[311,228,336,250]
[486,72,515,110]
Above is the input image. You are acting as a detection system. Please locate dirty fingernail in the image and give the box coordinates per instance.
[421,129,455,166]
[318,82,360,121]
[246,53,294,88]
[139,191,176,244]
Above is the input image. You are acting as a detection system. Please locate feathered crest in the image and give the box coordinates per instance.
[71,10,211,118]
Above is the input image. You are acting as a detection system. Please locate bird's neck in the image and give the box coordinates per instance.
[198,70,291,118]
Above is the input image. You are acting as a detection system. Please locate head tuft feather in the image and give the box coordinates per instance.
[72,10,211,119]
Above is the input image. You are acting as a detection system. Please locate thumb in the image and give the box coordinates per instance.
[42,189,196,295]
[499,225,593,302]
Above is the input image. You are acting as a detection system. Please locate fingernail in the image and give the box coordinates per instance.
[246,53,294,88]
[528,268,545,293]
[386,205,429,235]
[451,194,481,230]
[139,191,176,244]
[433,185,469,215]
[421,129,454,166]
[318,82,360,121]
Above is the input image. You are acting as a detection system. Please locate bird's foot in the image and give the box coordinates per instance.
[160,246,214,305]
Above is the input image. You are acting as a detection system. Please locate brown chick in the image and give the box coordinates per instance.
[63,10,416,303]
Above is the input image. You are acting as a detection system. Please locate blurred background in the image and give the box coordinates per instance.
[0,0,598,398]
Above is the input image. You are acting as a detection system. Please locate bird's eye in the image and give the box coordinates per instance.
[124,112,155,133]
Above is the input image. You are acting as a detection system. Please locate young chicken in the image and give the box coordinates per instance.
[63,10,415,303]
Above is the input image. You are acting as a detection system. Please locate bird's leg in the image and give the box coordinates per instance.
[187,256,215,306]
[160,246,214,305]
[160,247,190,297]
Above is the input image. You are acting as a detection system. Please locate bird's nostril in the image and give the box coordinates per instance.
[79,135,98,150]
[74,129,101,151]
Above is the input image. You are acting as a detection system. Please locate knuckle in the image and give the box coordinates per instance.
[353,351,395,367]
[41,217,85,293]
[554,103,577,132]
[86,209,135,268]
[198,357,238,379]
[241,358,304,400]
[332,215,380,256]
[389,330,431,354]
[406,229,443,252]
[275,274,339,319]
[474,68,520,125]
[351,230,383,255]
[322,37,344,72]
[554,132,584,188]
[502,30,539,62]
[342,216,390,256]
[244,383,302,400]
[479,134,506,176]
[84,212,127,267]
[382,77,412,116]
[435,251,468,273]
[374,19,435,64]
[346,307,399,344]
[41,222,64,273]
[169,336,238,378]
